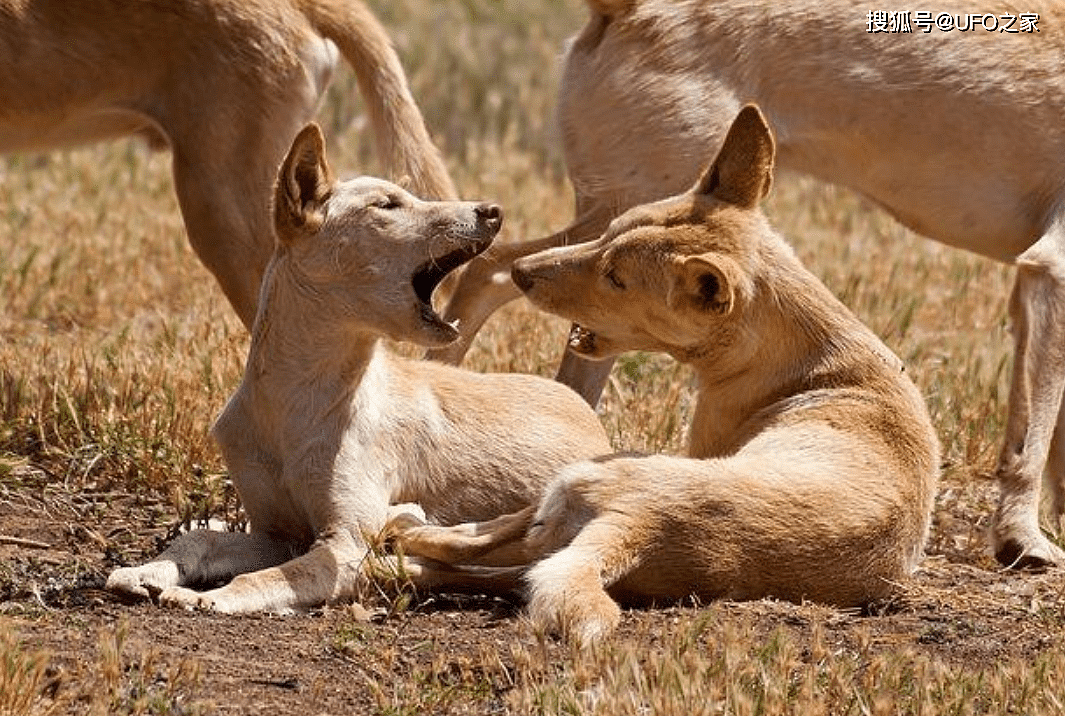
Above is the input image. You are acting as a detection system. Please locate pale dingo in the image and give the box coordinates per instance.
[105,125,609,613]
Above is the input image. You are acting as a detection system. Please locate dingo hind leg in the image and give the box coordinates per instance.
[1047,397,1065,531]
[167,83,319,326]
[386,506,538,567]
[379,556,527,596]
[518,462,649,646]
[172,144,281,328]
[106,530,296,601]
[993,211,1065,568]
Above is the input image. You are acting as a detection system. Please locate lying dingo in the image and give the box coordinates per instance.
[431,0,1065,568]
[391,107,940,645]
[105,124,609,613]
[0,0,454,328]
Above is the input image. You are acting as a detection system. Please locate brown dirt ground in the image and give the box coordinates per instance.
[2,463,1064,715]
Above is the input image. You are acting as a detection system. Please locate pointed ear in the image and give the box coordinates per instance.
[274,123,333,239]
[667,254,736,315]
[694,104,775,208]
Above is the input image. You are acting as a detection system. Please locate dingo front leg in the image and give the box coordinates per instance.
[158,529,364,614]
[555,346,616,408]
[525,522,634,648]
[992,216,1065,568]
[424,246,523,364]
[106,530,294,601]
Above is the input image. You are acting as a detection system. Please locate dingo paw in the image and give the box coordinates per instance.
[992,530,1065,570]
[991,506,1065,569]
[106,563,180,601]
[159,586,219,612]
[529,588,621,648]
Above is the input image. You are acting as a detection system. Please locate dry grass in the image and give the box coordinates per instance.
[0,0,1062,713]
[505,613,1065,716]
[0,621,202,716]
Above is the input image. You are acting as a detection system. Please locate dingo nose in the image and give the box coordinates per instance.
[476,203,503,230]
[511,260,535,292]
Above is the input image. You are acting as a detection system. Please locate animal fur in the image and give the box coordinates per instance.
[105,124,609,613]
[0,0,455,328]
[430,0,1065,568]
[391,106,940,645]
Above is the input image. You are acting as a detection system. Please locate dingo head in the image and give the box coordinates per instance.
[271,124,502,347]
[513,105,775,362]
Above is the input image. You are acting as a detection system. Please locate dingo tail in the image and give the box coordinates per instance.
[300,0,457,200]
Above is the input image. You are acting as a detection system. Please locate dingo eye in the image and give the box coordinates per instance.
[605,269,625,290]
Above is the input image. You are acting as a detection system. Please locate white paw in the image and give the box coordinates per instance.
[528,588,621,648]
[158,582,294,615]
[106,562,180,601]
[159,586,218,612]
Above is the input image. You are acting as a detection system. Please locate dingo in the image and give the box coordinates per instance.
[432,0,1065,569]
[0,0,454,328]
[392,107,940,645]
[105,124,609,613]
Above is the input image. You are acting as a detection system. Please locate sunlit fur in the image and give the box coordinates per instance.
[389,107,940,646]
[0,0,454,328]
[430,0,1065,568]
[105,125,609,614]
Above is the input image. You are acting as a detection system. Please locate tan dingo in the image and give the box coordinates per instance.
[0,0,454,328]
[392,107,940,645]
[432,0,1065,569]
[105,124,609,613]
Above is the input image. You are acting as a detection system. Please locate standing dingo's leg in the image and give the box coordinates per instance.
[992,214,1065,568]
[423,247,524,364]
[1046,397,1065,530]
[555,346,616,408]
[167,70,319,329]
[171,141,289,329]
[425,204,614,365]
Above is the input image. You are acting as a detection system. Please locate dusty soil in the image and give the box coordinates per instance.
[2,465,1063,715]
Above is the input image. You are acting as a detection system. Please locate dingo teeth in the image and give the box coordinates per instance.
[569,324,596,353]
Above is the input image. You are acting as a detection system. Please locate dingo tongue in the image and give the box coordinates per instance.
[569,324,597,354]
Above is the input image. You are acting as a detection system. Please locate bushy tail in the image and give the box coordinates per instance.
[298,0,457,200]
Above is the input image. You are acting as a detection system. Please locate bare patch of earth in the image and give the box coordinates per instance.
[1,467,1063,714]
